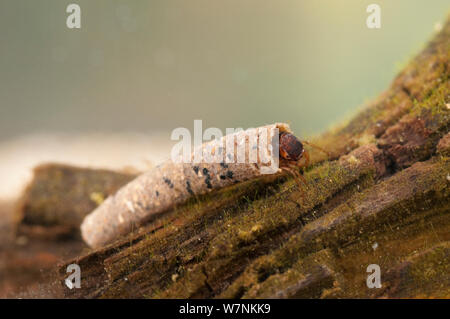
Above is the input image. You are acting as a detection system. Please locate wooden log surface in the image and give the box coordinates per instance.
[4,16,449,299]
[51,16,450,299]
[53,16,450,299]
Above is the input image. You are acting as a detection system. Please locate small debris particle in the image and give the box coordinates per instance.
[205,176,212,189]
[171,274,179,282]
[90,192,105,206]
[434,22,443,32]
[16,235,28,246]
[372,242,378,250]
[155,190,159,197]
[447,174,450,182]
[251,224,262,232]
[219,175,226,180]
[193,166,200,174]
[125,200,135,213]
[446,103,450,110]
[163,177,174,188]
[186,180,194,195]
[226,171,234,179]
[347,155,360,165]
[203,168,209,175]
[220,162,229,169]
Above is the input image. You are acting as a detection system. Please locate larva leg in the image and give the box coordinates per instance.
[291,150,309,173]
[288,163,308,187]
[300,150,310,169]
[281,166,305,199]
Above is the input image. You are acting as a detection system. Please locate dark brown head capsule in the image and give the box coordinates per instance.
[279,132,304,161]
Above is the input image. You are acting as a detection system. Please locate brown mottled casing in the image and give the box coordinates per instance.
[81,123,291,248]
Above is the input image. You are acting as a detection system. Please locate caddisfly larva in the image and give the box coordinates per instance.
[81,123,324,248]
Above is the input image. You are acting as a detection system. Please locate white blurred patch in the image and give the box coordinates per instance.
[0,131,174,200]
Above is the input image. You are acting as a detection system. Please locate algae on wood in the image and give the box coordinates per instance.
[58,17,450,299]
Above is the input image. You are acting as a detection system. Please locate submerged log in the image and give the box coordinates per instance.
[57,17,449,298]
[15,164,137,239]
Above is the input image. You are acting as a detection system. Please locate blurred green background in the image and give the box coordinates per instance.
[0,0,448,140]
